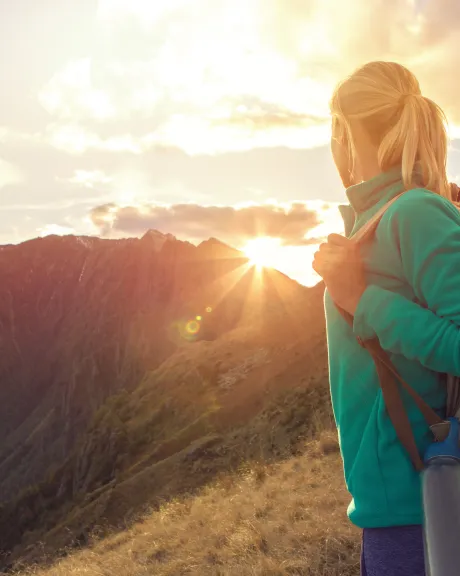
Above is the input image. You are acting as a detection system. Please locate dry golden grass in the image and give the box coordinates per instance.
[16,432,360,576]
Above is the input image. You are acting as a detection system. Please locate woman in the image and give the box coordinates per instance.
[313,61,460,576]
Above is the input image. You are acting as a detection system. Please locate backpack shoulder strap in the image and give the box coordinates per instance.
[336,306,444,471]
[333,191,448,469]
[350,192,406,244]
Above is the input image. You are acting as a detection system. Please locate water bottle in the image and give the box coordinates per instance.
[422,417,460,576]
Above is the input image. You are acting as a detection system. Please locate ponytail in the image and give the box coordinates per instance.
[331,61,451,200]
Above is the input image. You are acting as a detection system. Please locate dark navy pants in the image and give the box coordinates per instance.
[361,525,426,575]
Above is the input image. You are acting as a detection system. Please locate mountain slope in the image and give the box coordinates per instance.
[16,439,360,576]
[0,232,329,571]
[0,232,247,499]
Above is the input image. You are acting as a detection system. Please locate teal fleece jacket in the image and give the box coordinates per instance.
[324,166,460,529]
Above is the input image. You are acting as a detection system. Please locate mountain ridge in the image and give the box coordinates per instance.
[0,232,327,571]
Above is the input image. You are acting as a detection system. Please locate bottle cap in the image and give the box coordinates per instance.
[424,417,460,463]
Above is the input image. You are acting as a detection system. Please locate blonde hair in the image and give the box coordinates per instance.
[330,61,451,200]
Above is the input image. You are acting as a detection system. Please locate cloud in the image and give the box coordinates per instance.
[39,59,117,121]
[5,0,460,249]
[96,0,191,27]
[0,158,23,189]
[265,0,460,123]
[45,123,144,154]
[59,170,113,188]
[38,0,460,156]
[89,200,323,246]
[218,98,328,130]
[87,197,346,288]
[38,223,75,237]
[38,0,335,154]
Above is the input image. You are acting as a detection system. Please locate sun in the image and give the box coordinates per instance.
[243,237,282,268]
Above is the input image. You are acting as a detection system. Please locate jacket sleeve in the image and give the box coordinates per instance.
[353,189,460,376]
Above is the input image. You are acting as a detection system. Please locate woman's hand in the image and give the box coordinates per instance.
[313,234,367,315]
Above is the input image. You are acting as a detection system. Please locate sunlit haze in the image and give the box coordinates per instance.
[244,237,284,269]
[2,0,460,285]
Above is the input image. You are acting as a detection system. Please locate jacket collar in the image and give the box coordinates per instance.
[339,165,422,236]
[346,165,405,213]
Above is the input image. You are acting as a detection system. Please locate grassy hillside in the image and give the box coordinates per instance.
[14,431,360,576]
[7,361,362,575]
[3,340,334,568]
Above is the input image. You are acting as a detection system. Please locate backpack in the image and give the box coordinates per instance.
[335,184,460,471]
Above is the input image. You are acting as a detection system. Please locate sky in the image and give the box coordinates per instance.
[2,0,460,286]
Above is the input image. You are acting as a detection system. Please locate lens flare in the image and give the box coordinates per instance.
[206,307,212,313]
[186,319,200,335]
